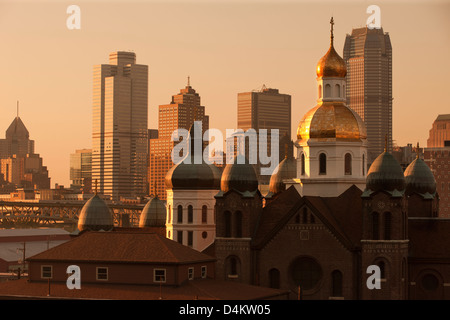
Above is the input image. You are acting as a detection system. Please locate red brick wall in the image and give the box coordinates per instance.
[28,261,213,286]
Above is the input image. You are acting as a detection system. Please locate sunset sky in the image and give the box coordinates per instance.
[0,0,449,187]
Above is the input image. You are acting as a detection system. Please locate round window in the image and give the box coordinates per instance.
[202,231,208,239]
[291,257,322,290]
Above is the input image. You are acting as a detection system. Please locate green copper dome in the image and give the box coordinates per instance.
[78,194,114,231]
[139,195,167,228]
[404,157,436,195]
[269,156,297,195]
[165,122,222,190]
[366,151,405,192]
[220,155,259,193]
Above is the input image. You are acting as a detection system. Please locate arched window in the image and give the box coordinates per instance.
[378,261,386,279]
[227,256,240,277]
[318,85,322,99]
[168,205,171,224]
[301,153,305,175]
[188,205,193,223]
[269,268,281,289]
[331,270,343,297]
[372,212,379,240]
[325,84,331,97]
[335,84,341,97]
[295,214,300,224]
[421,273,439,291]
[345,153,352,175]
[202,205,207,224]
[319,153,327,175]
[384,212,391,240]
[224,211,231,238]
[362,154,365,176]
[177,205,183,223]
[235,211,243,238]
[302,207,308,224]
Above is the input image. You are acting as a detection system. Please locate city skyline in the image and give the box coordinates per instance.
[0,1,449,187]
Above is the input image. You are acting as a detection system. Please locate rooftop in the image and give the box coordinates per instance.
[27,231,215,264]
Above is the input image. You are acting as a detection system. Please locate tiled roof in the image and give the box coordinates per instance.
[0,278,288,300]
[27,231,215,264]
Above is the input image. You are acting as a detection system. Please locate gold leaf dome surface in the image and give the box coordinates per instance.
[296,101,367,141]
[316,45,347,78]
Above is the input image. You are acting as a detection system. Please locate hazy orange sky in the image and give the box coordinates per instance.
[0,0,449,187]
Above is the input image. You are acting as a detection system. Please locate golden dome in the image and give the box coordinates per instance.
[316,45,347,78]
[296,101,367,142]
[316,17,347,78]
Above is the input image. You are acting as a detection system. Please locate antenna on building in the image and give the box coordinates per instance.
[16,101,19,118]
[187,75,190,87]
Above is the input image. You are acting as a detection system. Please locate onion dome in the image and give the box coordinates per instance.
[268,156,297,195]
[366,151,406,192]
[165,122,221,190]
[404,156,436,196]
[139,195,167,228]
[220,154,258,193]
[316,17,347,78]
[296,101,367,141]
[78,194,114,231]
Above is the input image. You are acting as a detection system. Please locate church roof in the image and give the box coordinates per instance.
[252,185,363,251]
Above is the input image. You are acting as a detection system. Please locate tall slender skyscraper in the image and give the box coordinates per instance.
[148,80,209,200]
[92,51,148,201]
[343,27,392,164]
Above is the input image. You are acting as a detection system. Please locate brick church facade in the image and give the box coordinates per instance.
[206,19,450,300]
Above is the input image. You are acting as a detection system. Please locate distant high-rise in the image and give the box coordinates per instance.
[0,116,35,158]
[343,27,392,164]
[0,116,50,190]
[427,114,450,148]
[148,80,209,200]
[424,114,450,217]
[70,149,92,193]
[237,87,291,183]
[92,51,148,201]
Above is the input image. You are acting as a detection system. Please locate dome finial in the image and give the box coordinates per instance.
[416,142,420,159]
[384,134,388,152]
[330,16,334,46]
[94,179,98,195]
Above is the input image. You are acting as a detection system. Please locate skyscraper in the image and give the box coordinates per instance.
[92,51,148,201]
[0,116,35,158]
[427,114,450,148]
[237,86,291,184]
[70,149,92,193]
[0,116,50,190]
[343,27,392,164]
[148,80,209,200]
[424,114,450,217]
